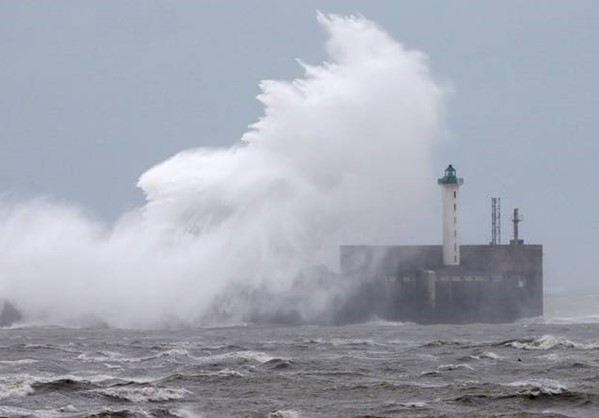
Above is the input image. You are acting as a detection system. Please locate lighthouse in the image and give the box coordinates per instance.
[438,165,464,265]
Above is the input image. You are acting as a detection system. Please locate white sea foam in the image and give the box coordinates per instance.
[103,347,194,363]
[77,350,123,361]
[58,405,78,413]
[544,315,599,325]
[0,381,34,399]
[197,350,277,364]
[361,317,411,327]
[152,348,193,360]
[0,406,64,418]
[469,351,500,360]
[103,363,123,369]
[507,378,567,396]
[506,335,599,350]
[0,358,39,365]
[96,385,192,402]
[480,351,500,360]
[171,409,205,418]
[437,363,474,371]
[266,410,303,418]
[207,368,245,378]
[121,348,276,365]
[330,338,379,346]
[399,401,427,408]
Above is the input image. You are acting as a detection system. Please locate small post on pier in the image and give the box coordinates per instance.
[510,208,524,245]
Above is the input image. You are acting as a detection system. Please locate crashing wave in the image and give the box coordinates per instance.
[506,378,567,398]
[504,335,599,350]
[95,385,192,402]
[0,380,34,399]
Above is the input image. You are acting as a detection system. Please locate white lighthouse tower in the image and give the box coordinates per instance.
[438,165,464,265]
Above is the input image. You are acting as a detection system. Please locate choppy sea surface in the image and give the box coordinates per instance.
[2,294,599,418]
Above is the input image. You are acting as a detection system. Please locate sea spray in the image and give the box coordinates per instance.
[0,14,444,328]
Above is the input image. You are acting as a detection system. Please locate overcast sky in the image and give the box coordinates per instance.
[1,1,597,292]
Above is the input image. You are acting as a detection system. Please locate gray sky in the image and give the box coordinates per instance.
[1,1,597,292]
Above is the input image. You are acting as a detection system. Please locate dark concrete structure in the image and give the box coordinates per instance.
[340,243,543,324]
[338,165,543,324]
[0,301,22,327]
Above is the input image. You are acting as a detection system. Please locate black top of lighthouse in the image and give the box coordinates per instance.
[438,164,464,185]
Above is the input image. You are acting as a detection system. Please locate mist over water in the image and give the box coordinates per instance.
[0,14,444,328]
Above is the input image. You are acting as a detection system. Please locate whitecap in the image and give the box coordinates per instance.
[506,335,599,350]
[437,363,474,371]
[469,351,500,360]
[399,401,426,408]
[506,378,567,396]
[0,406,63,418]
[77,350,123,362]
[196,350,277,364]
[96,385,192,402]
[480,351,500,360]
[170,408,205,418]
[111,347,195,363]
[0,381,34,399]
[543,315,599,325]
[266,410,303,418]
[0,358,39,365]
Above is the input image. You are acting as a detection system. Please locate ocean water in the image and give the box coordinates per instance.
[1,295,599,418]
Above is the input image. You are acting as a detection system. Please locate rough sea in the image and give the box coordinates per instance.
[1,294,599,418]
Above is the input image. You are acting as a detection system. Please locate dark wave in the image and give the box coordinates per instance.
[32,377,100,393]
[258,358,293,370]
[85,410,137,418]
[85,408,184,418]
[419,339,470,348]
[154,368,245,385]
[453,381,599,407]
